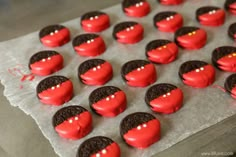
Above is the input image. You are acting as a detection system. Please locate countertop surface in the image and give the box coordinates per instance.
[0,0,236,157]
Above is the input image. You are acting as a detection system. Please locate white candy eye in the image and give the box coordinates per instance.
[130,26,134,30]
[167,92,171,96]
[137,125,141,130]
[50,32,54,36]
[170,16,174,19]
[163,94,167,98]
[69,119,73,123]
[47,57,51,60]
[111,95,115,98]
[140,2,143,5]
[56,84,60,88]
[97,65,101,69]
[200,67,204,71]
[212,10,216,13]
[143,124,147,127]
[93,67,97,71]
[75,117,78,120]
[51,86,55,90]
[91,39,94,42]
[96,153,101,157]
[126,28,130,31]
[137,68,141,71]
[106,97,110,101]
[55,30,58,33]
[141,66,144,69]
[102,149,107,154]
[87,40,91,44]
[42,58,46,62]
[95,16,99,19]
[166,17,170,21]
[195,69,200,72]
[90,17,94,20]
[136,3,140,7]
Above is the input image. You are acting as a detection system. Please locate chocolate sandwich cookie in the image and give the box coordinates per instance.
[78,59,113,86]
[29,50,63,76]
[179,60,215,88]
[196,6,225,26]
[121,60,157,87]
[112,21,144,44]
[89,86,127,117]
[158,0,183,5]
[122,0,151,17]
[174,26,207,50]
[39,24,70,47]
[120,112,161,149]
[153,11,183,32]
[36,75,73,105]
[212,46,236,72]
[228,22,236,41]
[145,39,178,64]
[145,83,183,114]
[52,105,92,140]
[77,136,121,157]
[81,11,110,32]
[224,73,236,99]
[225,0,236,15]
[73,33,106,57]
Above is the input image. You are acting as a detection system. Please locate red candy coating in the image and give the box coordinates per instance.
[176,29,207,50]
[125,63,157,87]
[124,1,150,17]
[90,143,121,157]
[30,54,63,76]
[92,91,127,117]
[55,111,92,140]
[150,88,183,114]
[198,9,225,26]
[116,24,144,44]
[217,53,236,72]
[182,65,215,88]
[123,119,161,149]
[159,0,183,5]
[147,42,178,64]
[81,14,110,32]
[38,80,73,105]
[74,36,106,57]
[80,62,113,85]
[40,28,70,47]
[155,14,183,32]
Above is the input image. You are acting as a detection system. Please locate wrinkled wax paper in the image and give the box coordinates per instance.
[0,0,236,157]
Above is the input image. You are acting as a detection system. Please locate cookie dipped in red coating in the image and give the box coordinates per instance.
[145,83,183,114]
[212,46,236,72]
[225,0,236,15]
[121,60,157,87]
[53,106,92,140]
[158,0,183,5]
[39,24,70,47]
[77,136,121,157]
[122,0,150,17]
[154,11,183,32]
[89,86,127,117]
[73,34,106,57]
[179,60,215,88]
[78,59,113,86]
[224,73,236,99]
[196,6,225,26]
[37,75,73,105]
[174,26,207,50]
[228,23,236,41]
[113,21,144,44]
[146,39,178,64]
[81,11,110,32]
[120,112,161,149]
[29,50,63,76]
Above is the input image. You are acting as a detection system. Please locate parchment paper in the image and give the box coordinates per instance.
[0,0,236,157]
